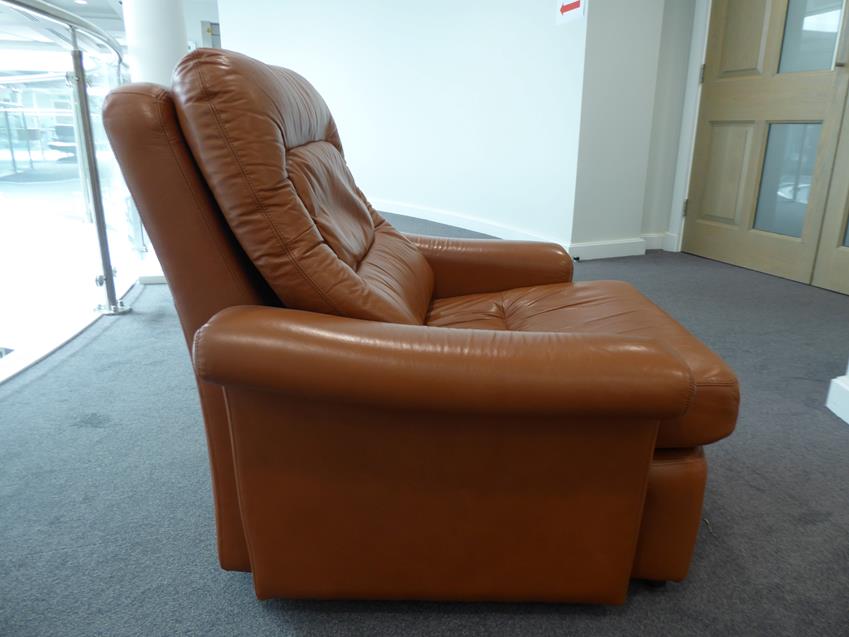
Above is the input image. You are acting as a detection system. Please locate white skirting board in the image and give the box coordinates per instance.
[559,233,678,259]
[641,233,666,250]
[138,250,167,285]
[567,237,646,260]
[371,199,557,243]
[374,199,683,260]
[826,376,849,424]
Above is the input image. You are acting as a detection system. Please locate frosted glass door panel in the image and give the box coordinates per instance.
[754,123,822,237]
[779,0,843,73]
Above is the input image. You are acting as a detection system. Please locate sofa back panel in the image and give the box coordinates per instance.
[172,48,433,324]
[103,83,271,571]
[286,141,373,270]
[102,83,278,350]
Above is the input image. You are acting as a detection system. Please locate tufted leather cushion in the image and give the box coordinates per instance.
[428,281,739,448]
[172,49,433,324]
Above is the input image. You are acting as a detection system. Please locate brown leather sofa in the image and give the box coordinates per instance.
[103,49,738,604]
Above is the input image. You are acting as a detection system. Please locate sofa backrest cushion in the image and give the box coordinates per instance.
[172,49,433,325]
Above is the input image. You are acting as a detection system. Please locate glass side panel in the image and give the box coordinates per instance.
[779,0,843,73]
[754,123,822,238]
[0,7,105,380]
[81,46,145,300]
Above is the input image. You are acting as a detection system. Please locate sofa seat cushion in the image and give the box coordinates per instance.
[427,281,738,448]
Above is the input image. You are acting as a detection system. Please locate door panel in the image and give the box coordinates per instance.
[779,0,843,73]
[719,0,770,76]
[752,122,821,237]
[684,0,849,285]
[701,122,755,224]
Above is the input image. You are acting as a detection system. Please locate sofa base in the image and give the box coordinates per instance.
[215,434,707,601]
[226,387,663,604]
[633,447,707,582]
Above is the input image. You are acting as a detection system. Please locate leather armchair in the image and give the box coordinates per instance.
[407,235,574,298]
[194,308,692,416]
[104,48,738,604]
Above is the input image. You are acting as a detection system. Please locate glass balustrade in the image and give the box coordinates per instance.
[0,2,143,382]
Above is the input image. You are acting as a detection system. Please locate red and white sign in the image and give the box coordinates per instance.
[556,0,585,25]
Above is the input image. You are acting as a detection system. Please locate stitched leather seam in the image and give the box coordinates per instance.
[192,56,340,313]
[661,345,696,418]
[286,137,333,154]
[650,460,704,468]
[285,166,365,276]
[108,87,169,100]
[287,149,377,280]
[287,223,314,244]
[152,93,255,303]
[682,370,696,417]
[192,323,208,377]
[497,290,510,330]
[251,66,291,147]
[354,213,379,272]
[220,389,262,577]
[353,219,383,274]
[693,380,738,387]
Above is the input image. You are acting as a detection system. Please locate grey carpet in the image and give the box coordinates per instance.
[2,215,848,637]
[382,212,493,238]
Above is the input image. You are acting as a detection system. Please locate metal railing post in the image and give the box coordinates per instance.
[69,26,129,315]
[3,109,18,174]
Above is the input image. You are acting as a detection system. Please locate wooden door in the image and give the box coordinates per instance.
[683,0,849,286]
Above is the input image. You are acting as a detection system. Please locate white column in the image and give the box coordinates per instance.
[121,0,188,283]
[569,0,666,260]
[122,0,187,85]
[826,360,849,425]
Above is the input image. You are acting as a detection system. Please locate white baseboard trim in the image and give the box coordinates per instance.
[372,198,560,244]
[641,232,681,252]
[372,199,681,260]
[138,250,165,285]
[661,231,681,252]
[826,376,849,424]
[641,233,666,250]
[139,275,167,285]
[566,237,647,260]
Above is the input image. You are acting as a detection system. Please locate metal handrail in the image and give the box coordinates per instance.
[0,0,131,314]
[0,0,123,64]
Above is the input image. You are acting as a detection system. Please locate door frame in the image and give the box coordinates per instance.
[667,0,713,252]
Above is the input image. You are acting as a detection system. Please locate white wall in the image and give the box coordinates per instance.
[569,0,666,259]
[666,0,711,252]
[218,0,586,245]
[642,0,696,248]
[183,0,220,51]
[217,0,702,255]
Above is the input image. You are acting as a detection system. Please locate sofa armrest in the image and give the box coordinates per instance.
[194,306,692,419]
[405,234,573,298]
